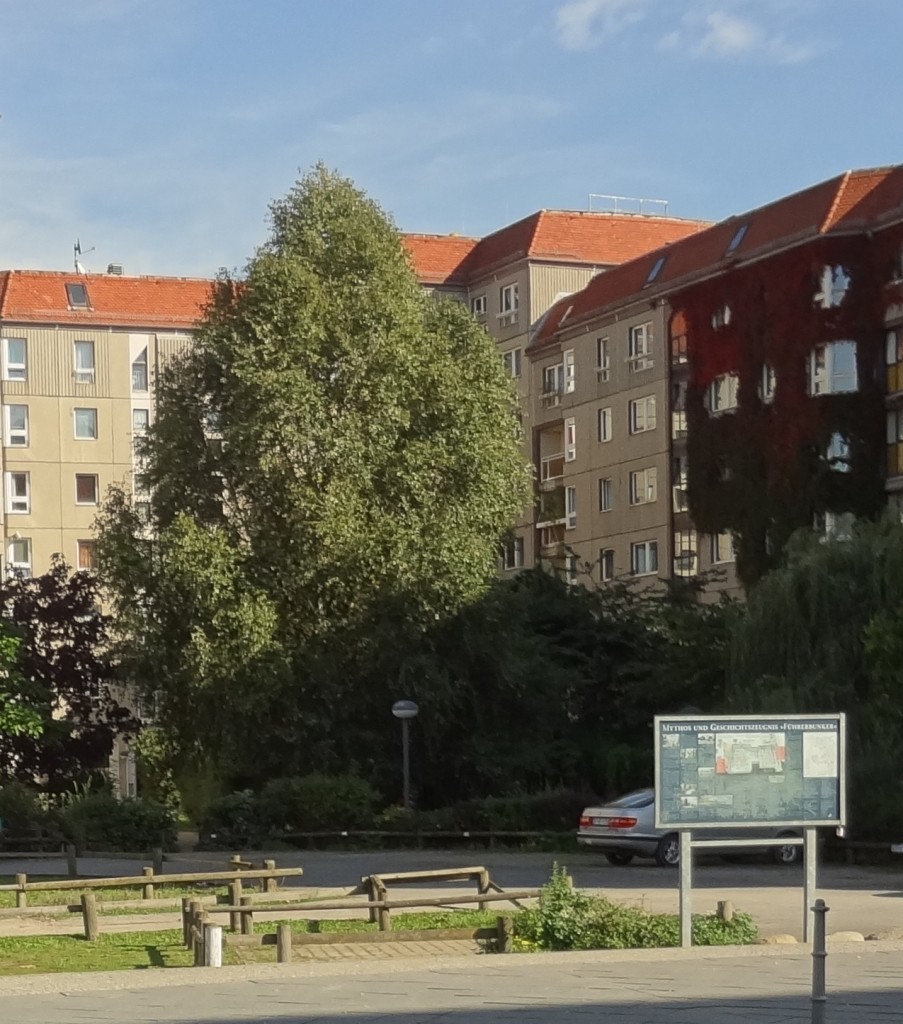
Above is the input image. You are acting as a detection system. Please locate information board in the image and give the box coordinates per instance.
[654,714,845,829]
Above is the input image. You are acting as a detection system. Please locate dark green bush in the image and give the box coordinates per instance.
[259,774,378,833]
[198,790,268,849]
[57,794,177,852]
[512,865,757,951]
[0,782,51,834]
[438,790,593,833]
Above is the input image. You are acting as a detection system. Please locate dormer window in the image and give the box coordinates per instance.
[644,255,666,286]
[725,224,748,256]
[66,282,90,309]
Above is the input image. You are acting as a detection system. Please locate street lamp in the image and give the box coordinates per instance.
[391,699,419,812]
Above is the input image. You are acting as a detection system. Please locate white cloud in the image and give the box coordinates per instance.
[554,0,646,51]
[695,11,761,57]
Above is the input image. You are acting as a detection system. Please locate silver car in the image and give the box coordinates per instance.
[577,788,803,866]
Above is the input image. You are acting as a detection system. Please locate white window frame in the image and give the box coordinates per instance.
[596,337,610,381]
[814,264,850,309]
[502,348,522,379]
[673,529,698,577]
[628,395,656,434]
[74,407,98,440]
[628,467,658,506]
[471,294,487,317]
[597,407,612,443]
[77,539,98,571]
[565,485,577,530]
[132,347,149,392]
[809,341,858,395]
[7,537,32,576]
[564,349,576,393]
[498,283,519,326]
[2,337,27,382]
[564,417,576,462]
[672,455,689,513]
[5,471,29,514]
[600,547,615,582]
[706,373,739,413]
[888,409,903,445]
[627,323,653,371]
[825,432,851,472]
[75,473,99,506]
[132,407,150,433]
[541,363,564,406]
[759,364,776,402]
[887,329,903,366]
[598,477,613,512]
[5,404,28,447]
[630,540,658,576]
[710,532,734,564]
[501,535,524,571]
[74,340,96,384]
[711,304,732,329]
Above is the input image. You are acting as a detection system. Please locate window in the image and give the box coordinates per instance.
[725,223,748,256]
[891,247,903,284]
[5,404,28,447]
[564,552,578,585]
[564,349,576,393]
[887,329,903,366]
[597,407,612,443]
[673,530,698,577]
[821,511,855,541]
[671,333,688,366]
[564,417,576,462]
[628,323,653,371]
[671,380,687,440]
[471,295,487,317]
[135,500,151,524]
[600,548,615,582]
[711,304,732,329]
[629,467,657,505]
[74,341,95,383]
[7,537,32,576]
[710,532,734,564]
[809,341,858,395]
[628,395,656,434]
[565,485,577,529]
[596,337,610,381]
[132,348,148,391]
[66,282,90,308]
[76,473,99,505]
[825,433,851,472]
[501,535,524,571]
[541,363,563,406]
[77,540,97,571]
[498,283,518,326]
[814,265,850,309]
[132,408,150,432]
[630,540,658,576]
[74,408,98,439]
[5,472,29,514]
[598,477,613,512]
[759,364,776,402]
[644,255,666,286]
[672,455,689,512]
[502,348,522,378]
[706,373,739,413]
[2,338,27,381]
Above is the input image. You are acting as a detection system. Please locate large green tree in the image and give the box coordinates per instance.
[98,165,530,787]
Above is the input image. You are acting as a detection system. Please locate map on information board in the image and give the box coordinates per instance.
[655,714,845,829]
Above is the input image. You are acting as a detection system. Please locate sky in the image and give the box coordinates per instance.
[1,0,901,279]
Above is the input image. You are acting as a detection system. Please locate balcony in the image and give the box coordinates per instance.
[888,442,903,478]
[539,452,565,489]
[541,386,562,409]
[536,488,565,529]
[538,522,566,556]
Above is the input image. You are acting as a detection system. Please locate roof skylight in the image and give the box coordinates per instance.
[725,224,749,256]
[644,255,666,286]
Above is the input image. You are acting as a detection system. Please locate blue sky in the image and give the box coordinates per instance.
[1,0,900,278]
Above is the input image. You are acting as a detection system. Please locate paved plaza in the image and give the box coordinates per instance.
[1,942,902,1023]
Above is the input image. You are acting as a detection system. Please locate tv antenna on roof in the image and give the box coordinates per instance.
[73,238,95,275]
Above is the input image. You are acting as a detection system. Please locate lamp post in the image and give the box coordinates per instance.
[391,699,419,812]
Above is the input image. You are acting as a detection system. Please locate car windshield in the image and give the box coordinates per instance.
[609,790,654,808]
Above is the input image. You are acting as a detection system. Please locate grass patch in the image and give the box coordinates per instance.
[252,909,497,935]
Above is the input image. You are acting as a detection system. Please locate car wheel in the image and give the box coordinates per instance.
[604,851,635,866]
[773,834,802,865]
[655,833,680,867]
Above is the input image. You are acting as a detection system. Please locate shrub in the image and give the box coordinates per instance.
[198,790,268,849]
[442,790,594,833]
[513,865,757,951]
[259,774,379,833]
[0,782,51,834]
[57,793,178,852]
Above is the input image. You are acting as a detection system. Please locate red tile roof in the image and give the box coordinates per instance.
[531,167,903,352]
[402,234,479,286]
[0,270,214,329]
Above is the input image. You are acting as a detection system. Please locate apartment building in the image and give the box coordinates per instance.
[0,270,212,577]
[528,166,903,591]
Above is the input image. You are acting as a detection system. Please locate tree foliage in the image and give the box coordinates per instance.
[97,165,530,786]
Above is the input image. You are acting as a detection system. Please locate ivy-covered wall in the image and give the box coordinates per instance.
[671,226,903,586]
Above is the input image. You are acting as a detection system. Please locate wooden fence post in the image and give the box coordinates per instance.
[15,873,27,909]
[239,895,253,936]
[496,915,513,953]
[229,853,243,872]
[262,858,276,894]
[276,922,292,964]
[366,877,378,924]
[229,878,242,932]
[193,907,208,967]
[65,844,78,879]
[189,900,203,957]
[204,924,223,967]
[152,847,164,876]
[181,896,192,947]
[142,866,155,900]
[81,892,99,941]
[477,869,490,911]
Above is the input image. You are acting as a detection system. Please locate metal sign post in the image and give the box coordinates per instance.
[679,830,693,948]
[804,827,818,944]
